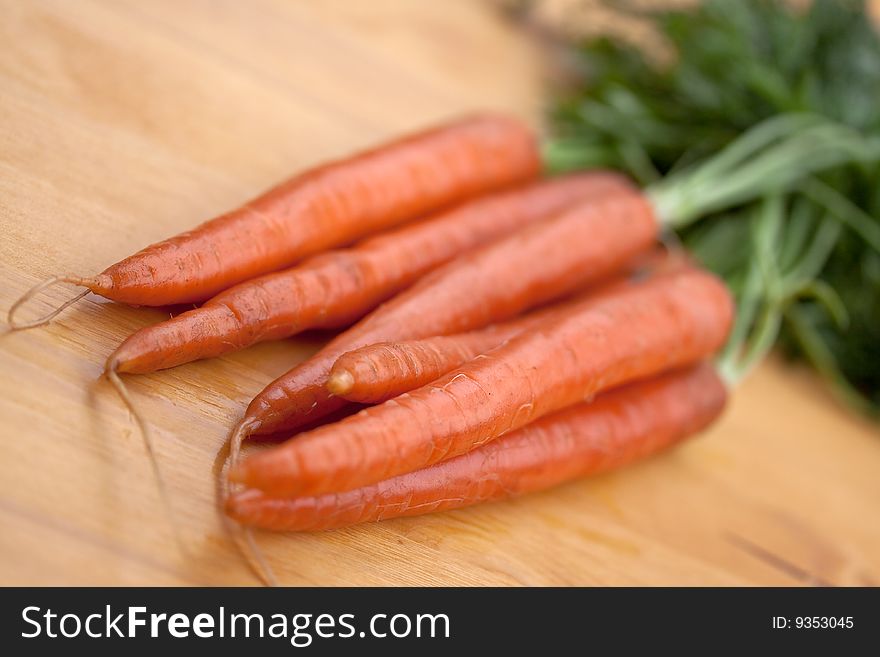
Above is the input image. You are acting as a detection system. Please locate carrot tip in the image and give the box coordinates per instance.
[326,369,355,396]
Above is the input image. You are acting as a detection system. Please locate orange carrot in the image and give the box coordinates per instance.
[327,332,525,404]
[328,246,698,403]
[325,273,644,403]
[106,173,629,374]
[9,114,538,325]
[231,269,733,497]
[238,189,658,439]
[227,364,726,531]
[324,250,691,403]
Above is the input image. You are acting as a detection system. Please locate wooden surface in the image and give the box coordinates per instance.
[1,0,878,587]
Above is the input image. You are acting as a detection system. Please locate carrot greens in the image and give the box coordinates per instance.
[542,0,880,413]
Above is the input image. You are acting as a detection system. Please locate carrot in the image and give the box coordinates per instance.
[328,332,527,404]
[106,172,630,374]
[8,114,538,326]
[325,270,652,403]
[226,364,726,531]
[237,188,658,440]
[325,249,692,402]
[230,268,733,497]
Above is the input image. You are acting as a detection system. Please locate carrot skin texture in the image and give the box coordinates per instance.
[325,275,635,402]
[327,251,694,402]
[83,114,539,306]
[233,269,734,497]
[245,189,659,435]
[227,364,727,531]
[108,173,630,373]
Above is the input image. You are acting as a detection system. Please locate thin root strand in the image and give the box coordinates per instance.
[222,417,278,586]
[107,367,189,559]
[228,417,259,477]
[8,276,91,330]
[238,526,279,587]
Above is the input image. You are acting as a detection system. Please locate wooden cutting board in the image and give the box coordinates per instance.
[1,0,878,586]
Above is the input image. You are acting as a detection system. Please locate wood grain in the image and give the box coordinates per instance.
[1,0,878,586]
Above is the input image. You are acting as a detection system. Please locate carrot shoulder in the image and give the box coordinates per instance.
[241,189,658,437]
[231,268,734,497]
[107,172,629,373]
[227,364,727,531]
[53,114,540,307]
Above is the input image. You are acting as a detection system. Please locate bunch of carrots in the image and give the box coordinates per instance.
[13,112,872,574]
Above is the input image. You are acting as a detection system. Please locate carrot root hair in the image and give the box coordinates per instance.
[228,417,260,475]
[219,492,279,587]
[7,275,93,330]
[237,527,279,587]
[221,417,278,586]
[106,367,189,560]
